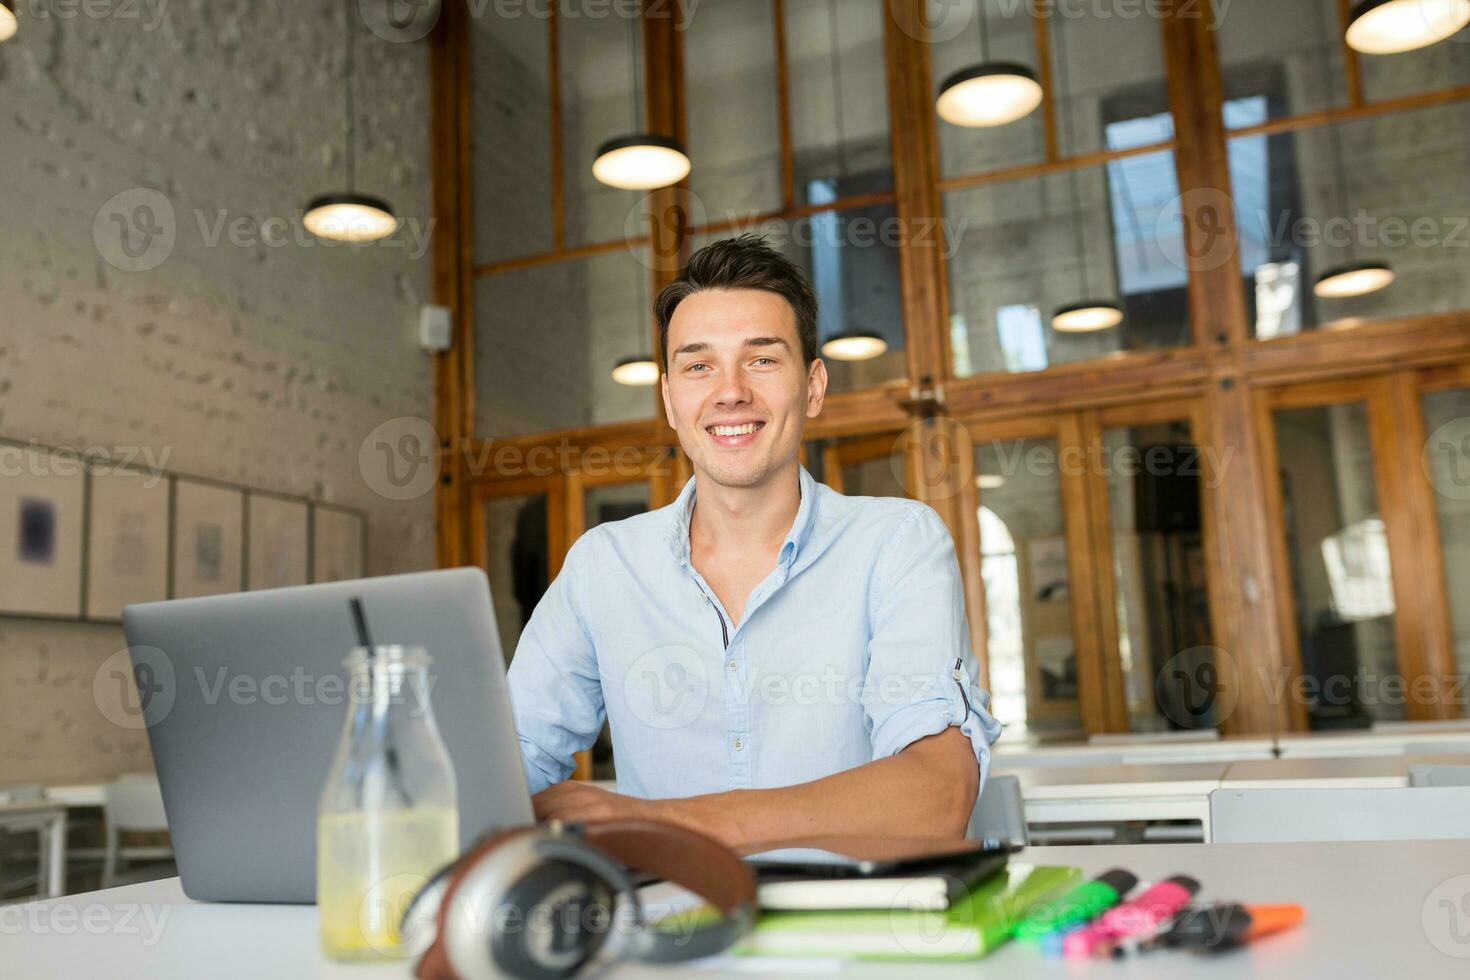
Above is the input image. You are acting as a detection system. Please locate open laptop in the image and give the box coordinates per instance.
[121,567,534,903]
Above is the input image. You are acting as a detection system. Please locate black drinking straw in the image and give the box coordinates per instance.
[349,597,414,805]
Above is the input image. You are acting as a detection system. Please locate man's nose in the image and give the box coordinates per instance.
[713,367,753,408]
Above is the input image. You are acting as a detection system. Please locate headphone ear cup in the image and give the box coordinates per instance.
[489,858,618,980]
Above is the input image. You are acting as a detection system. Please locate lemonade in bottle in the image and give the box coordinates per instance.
[318,644,459,960]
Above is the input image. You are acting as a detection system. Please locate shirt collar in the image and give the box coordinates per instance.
[667,466,819,567]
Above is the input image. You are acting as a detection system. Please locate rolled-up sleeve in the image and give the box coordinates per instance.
[505,532,605,794]
[863,505,1002,788]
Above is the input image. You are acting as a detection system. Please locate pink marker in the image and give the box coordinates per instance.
[1062,876,1200,959]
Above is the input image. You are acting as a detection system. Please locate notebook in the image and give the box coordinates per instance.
[740,864,1085,961]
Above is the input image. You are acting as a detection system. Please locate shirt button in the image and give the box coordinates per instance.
[733,738,744,751]
[727,660,737,671]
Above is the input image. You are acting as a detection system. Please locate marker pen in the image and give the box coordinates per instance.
[1013,869,1138,942]
[1062,875,1200,959]
[1151,903,1305,952]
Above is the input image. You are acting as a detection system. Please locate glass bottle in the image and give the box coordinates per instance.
[318,645,459,961]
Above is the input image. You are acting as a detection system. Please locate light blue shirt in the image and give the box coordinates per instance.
[506,466,1001,800]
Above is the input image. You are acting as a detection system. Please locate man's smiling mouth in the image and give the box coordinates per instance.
[707,422,764,436]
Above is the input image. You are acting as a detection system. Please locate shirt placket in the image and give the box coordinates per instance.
[680,557,794,790]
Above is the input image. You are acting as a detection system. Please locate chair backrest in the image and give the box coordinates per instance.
[104,776,168,833]
[968,774,1028,846]
[1409,764,1470,788]
[1405,738,1470,756]
[1210,787,1470,843]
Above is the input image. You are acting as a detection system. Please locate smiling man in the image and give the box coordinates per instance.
[506,234,999,848]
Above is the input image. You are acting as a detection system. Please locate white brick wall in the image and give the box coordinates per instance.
[0,0,435,783]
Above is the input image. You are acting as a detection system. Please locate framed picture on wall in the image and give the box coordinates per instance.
[246,493,308,590]
[86,463,170,620]
[0,442,86,618]
[172,477,244,598]
[311,505,365,584]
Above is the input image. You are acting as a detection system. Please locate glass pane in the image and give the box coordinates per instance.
[483,493,549,665]
[683,0,783,221]
[974,436,1083,737]
[1216,0,1349,128]
[932,0,1047,178]
[559,7,644,247]
[471,8,553,265]
[688,205,908,395]
[1273,402,1398,729]
[785,0,893,204]
[1229,101,1470,339]
[1423,388,1470,681]
[585,481,651,529]
[1102,421,1216,731]
[474,247,656,439]
[1050,7,1171,156]
[945,155,1190,378]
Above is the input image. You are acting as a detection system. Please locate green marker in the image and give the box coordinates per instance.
[1012,869,1138,942]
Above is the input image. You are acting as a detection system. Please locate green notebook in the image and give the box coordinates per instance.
[738,864,1084,961]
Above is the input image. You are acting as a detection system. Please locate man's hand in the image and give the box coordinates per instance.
[532,781,658,825]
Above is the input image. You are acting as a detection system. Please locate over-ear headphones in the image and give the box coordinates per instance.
[405,819,756,980]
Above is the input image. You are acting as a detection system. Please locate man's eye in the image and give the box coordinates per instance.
[686,363,710,372]
[753,357,776,366]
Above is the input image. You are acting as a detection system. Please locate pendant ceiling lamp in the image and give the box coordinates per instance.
[1344,0,1470,54]
[1313,1,1393,301]
[936,2,1042,127]
[304,0,398,243]
[821,332,888,361]
[592,17,690,191]
[0,2,17,43]
[1050,24,1121,333]
[613,267,659,386]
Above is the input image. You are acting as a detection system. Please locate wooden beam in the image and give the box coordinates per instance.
[549,2,565,251]
[1057,413,1111,733]
[1335,0,1364,108]
[430,0,471,569]
[881,0,950,407]
[1032,0,1058,163]
[772,0,795,212]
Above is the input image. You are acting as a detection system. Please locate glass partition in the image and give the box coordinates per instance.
[475,247,654,438]
[974,435,1084,737]
[482,492,551,664]
[1229,102,1470,338]
[1422,388,1470,681]
[945,155,1191,378]
[1101,420,1216,731]
[1272,400,1399,728]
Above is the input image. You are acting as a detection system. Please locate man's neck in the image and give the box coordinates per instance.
[688,461,802,558]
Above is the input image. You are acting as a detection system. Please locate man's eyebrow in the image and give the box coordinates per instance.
[671,336,791,358]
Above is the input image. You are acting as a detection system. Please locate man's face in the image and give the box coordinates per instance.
[661,288,827,489]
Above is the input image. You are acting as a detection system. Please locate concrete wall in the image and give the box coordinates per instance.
[0,0,435,784]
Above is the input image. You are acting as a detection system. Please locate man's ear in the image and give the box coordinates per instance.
[660,371,676,429]
[806,358,828,419]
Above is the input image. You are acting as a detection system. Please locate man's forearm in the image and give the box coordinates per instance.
[659,727,980,849]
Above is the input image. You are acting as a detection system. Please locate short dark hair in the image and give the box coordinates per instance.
[655,234,818,369]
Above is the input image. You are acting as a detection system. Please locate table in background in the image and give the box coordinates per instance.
[1220,752,1470,789]
[0,800,68,899]
[996,763,1228,842]
[5,839,1465,979]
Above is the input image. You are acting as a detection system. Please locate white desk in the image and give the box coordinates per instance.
[1000,763,1228,841]
[0,800,68,899]
[4,839,1466,978]
[1221,752,1470,790]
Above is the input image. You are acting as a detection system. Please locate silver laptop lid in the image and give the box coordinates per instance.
[121,567,533,903]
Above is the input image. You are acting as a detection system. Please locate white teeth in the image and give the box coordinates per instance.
[711,423,758,436]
